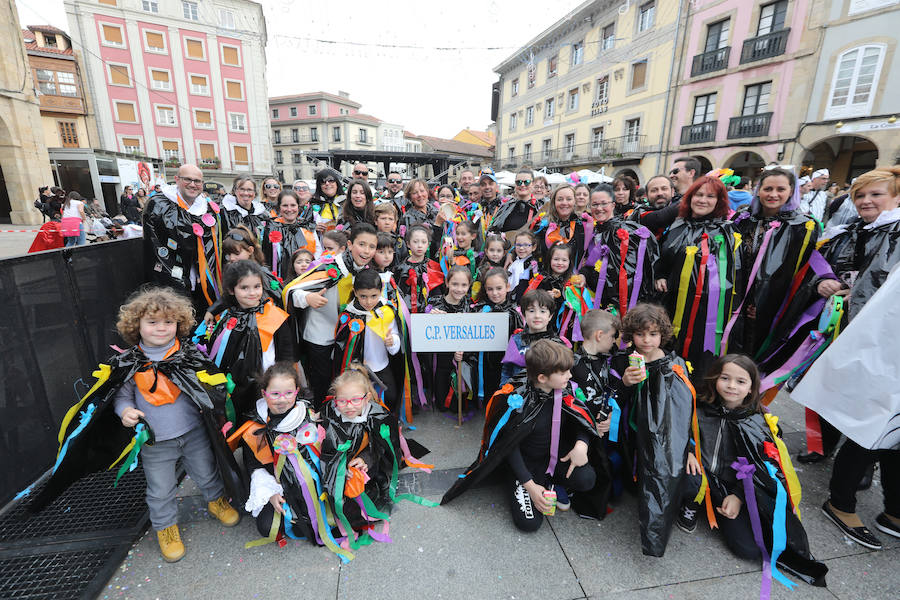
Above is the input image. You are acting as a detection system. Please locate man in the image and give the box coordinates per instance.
[487,169,537,234]
[669,156,700,200]
[479,171,503,216]
[644,175,674,210]
[629,174,678,238]
[351,163,369,181]
[800,169,829,222]
[727,177,753,211]
[34,186,58,221]
[458,168,475,197]
[143,164,223,311]
[292,179,312,204]
[465,180,482,205]
[797,176,811,197]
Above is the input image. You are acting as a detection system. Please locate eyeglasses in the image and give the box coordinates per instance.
[669,168,680,175]
[179,176,203,186]
[387,178,402,184]
[323,177,337,184]
[263,388,299,401]
[293,186,309,192]
[334,395,367,407]
[515,179,532,186]
[353,170,369,176]
[226,232,247,242]
[264,183,281,190]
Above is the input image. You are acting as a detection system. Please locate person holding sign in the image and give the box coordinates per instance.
[427,266,474,413]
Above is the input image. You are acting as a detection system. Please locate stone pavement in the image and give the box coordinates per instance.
[101,393,898,600]
[0,231,37,258]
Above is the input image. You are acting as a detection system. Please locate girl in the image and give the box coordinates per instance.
[290,248,314,278]
[427,266,474,412]
[262,190,318,283]
[615,303,694,557]
[222,177,268,241]
[508,229,539,304]
[394,225,443,314]
[61,191,87,246]
[528,243,584,344]
[479,234,508,274]
[340,180,376,229]
[680,355,827,586]
[442,220,480,290]
[472,267,523,403]
[238,362,350,559]
[202,260,291,423]
[322,230,348,255]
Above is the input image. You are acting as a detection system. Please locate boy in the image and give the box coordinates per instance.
[441,340,598,533]
[500,289,564,384]
[572,309,620,409]
[373,202,406,262]
[374,232,397,274]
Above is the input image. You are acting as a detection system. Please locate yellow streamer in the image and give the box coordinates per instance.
[58,364,112,452]
[764,413,803,519]
[196,370,228,386]
[793,221,815,276]
[672,246,698,338]
[108,438,136,470]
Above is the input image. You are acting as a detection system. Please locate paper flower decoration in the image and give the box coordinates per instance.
[268,230,283,244]
[297,423,318,446]
[192,223,204,237]
[273,433,298,454]
[201,213,216,227]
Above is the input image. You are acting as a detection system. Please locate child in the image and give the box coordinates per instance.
[334,269,402,412]
[374,202,406,262]
[427,265,474,412]
[442,340,599,534]
[508,229,539,303]
[291,248,314,278]
[374,232,397,277]
[527,242,585,346]
[394,224,444,314]
[29,287,242,563]
[202,261,291,423]
[501,289,565,384]
[616,303,694,557]
[479,234,509,275]
[473,267,523,403]
[679,355,827,585]
[322,229,348,256]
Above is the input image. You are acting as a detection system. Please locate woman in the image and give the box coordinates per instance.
[580,184,658,316]
[61,191,87,246]
[655,176,741,376]
[339,180,375,229]
[222,177,269,241]
[398,178,438,233]
[574,183,590,216]
[120,187,142,224]
[532,175,549,205]
[262,190,318,282]
[260,177,282,215]
[135,188,148,211]
[310,168,344,232]
[532,184,587,267]
[613,175,638,216]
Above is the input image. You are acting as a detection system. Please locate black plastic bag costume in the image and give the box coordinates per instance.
[471,299,524,403]
[221,194,269,242]
[531,213,588,267]
[24,343,244,512]
[261,217,318,283]
[487,197,539,234]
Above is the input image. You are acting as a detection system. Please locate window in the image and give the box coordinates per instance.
[509,112,518,131]
[233,145,249,166]
[290,107,298,117]
[101,24,124,47]
[625,118,641,141]
[508,147,516,162]
[564,134,575,155]
[591,127,604,153]
[194,109,213,129]
[358,129,368,143]
[692,93,717,124]
[596,76,609,104]
[108,64,130,87]
[332,126,341,142]
[44,34,58,48]
[58,121,78,147]
[849,0,899,15]
[825,45,885,119]
[571,41,584,66]
[545,97,555,119]
[630,59,648,91]
[185,39,205,60]
[547,54,558,78]
[523,143,532,162]
[272,108,279,119]
[602,24,615,50]
[568,88,579,111]
[219,9,236,30]
[705,19,730,52]
[291,128,299,143]
[98,0,117,5]
[310,127,318,142]
[757,1,787,36]
[273,129,281,143]
[142,0,158,13]
[742,82,771,115]
[308,104,317,115]
[162,141,180,160]
[150,69,171,91]
[638,2,656,32]
[225,80,243,100]
[222,46,240,66]
[145,30,166,53]
[525,105,534,126]
[292,151,301,164]
[121,137,141,153]
[199,143,216,161]
[115,102,136,122]
[542,139,552,160]
[229,113,247,132]
[275,150,283,164]
[511,78,519,96]
[190,75,209,95]
[183,1,199,21]
[57,72,77,96]
[294,168,303,180]
[156,106,176,126]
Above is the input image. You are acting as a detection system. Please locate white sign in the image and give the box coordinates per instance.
[409,312,509,353]
[838,120,900,134]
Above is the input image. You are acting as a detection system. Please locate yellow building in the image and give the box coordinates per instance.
[494,0,682,183]
[452,128,496,149]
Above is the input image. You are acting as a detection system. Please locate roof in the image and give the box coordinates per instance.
[418,136,494,158]
[352,113,382,124]
[454,129,496,146]
[22,27,73,57]
[27,24,67,35]
[268,91,362,108]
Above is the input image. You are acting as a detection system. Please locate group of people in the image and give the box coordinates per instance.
[26,157,899,588]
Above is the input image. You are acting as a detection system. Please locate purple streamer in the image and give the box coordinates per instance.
[629,228,651,309]
[704,254,720,353]
[733,457,771,600]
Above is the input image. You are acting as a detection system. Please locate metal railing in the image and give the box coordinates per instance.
[740,28,790,64]
[691,47,730,76]
[681,122,717,145]
[501,135,649,169]
[727,112,773,139]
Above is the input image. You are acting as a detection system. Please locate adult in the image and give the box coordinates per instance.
[532,184,587,267]
[351,163,370,181]
[33,186,60,221]
[398,178,438,233]
[479,171,504,216]
[488,169,537,234]
[727,177,753,212]
[120,186,141,223]
[221,177,268,241]
[458,168,476,197]
[61,191,87,247]
[612,175,638,216]
[797,176,811,197]
[630,174,679,238]
[135,188,148,211]
[310,168,344,232]
[292,179,312,205]
[800,169,829,222]
[574,183,590,216]
[669,156,700,201]
[532,175,549,205]
[262,189,318,282]
[143,164,224,309]
[382,171,405,210]
[655,176,741,376]
[815,166,900,549]
[339,180,376,228]
[581,184,658,316]
[260,177,282,214]
[465,179,482,205]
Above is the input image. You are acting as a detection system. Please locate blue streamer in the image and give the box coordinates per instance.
[281,503,306,540]
[213,327,232,366]
[485,394,523,456]
[765,462,798,590]
[607,397,621,442]
[192,321,207,344]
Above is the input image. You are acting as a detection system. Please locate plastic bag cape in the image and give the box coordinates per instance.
[262,217,318,282]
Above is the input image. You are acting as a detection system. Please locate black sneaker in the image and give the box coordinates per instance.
[797,451,827,464]
[874,513,900,539]
[677,503,699,533]
[821,501,883,550]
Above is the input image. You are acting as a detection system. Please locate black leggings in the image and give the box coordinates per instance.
[509,462,596,533]
[305,342,334,411]
[373,366,398,415]
[830,439,900,515]
[682,473,759,560]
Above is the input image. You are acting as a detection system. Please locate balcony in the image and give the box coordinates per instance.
[740,28,790,64]
[355,136,373,146]
[727,112,773,139]
[506,136,650,169]
[680,122,717,145]
[691,47,730,77]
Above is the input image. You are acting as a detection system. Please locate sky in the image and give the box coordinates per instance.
[17,0,585,139]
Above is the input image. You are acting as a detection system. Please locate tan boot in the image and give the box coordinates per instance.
[157,524,185,563]
[208,496,240,527]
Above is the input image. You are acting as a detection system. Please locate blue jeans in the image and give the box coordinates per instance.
[64,223,86,246]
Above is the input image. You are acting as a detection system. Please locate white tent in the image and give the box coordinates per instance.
[576,169,613,184]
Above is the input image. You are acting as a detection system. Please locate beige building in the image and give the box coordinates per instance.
[494,0,682,183]
[0,4,53,224]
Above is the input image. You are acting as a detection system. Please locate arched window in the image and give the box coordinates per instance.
[824,44,885,119]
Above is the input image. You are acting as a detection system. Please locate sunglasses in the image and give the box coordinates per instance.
[515,179,532,186]
[387,178,402,184]
[263,388,298,401]
[226,232,247,242]
[323,177,337,184]
[293,186,309,192]
[264,183,281,190]
[353,170,369,176]
[669,168,680,175]
[334,394,366,407]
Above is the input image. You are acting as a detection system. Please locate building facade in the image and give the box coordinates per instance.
[494,0,683,183]
[64,0,271,181]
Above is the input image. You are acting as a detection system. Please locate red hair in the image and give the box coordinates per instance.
[677,176,729,219]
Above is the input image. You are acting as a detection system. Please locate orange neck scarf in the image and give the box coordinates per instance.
[134,339,182,406]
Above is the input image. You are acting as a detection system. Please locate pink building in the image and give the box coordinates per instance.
[666,0,813,177]
[64,0,271,180]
